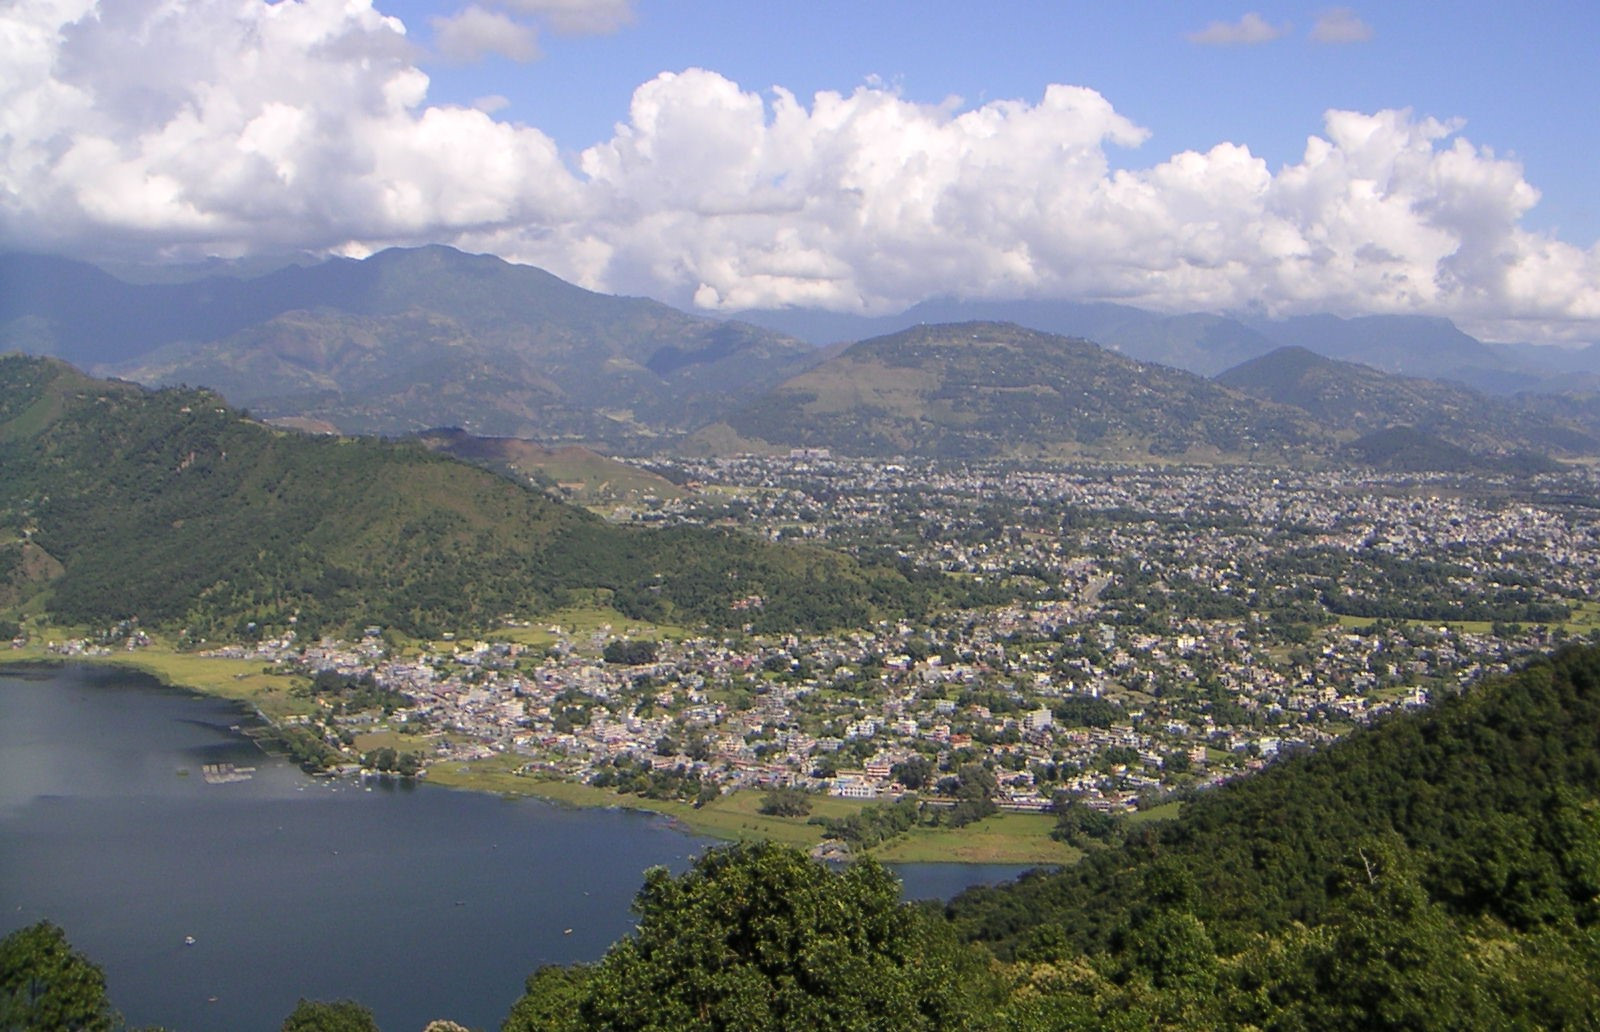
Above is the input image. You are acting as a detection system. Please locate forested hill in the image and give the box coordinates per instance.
[940,643,1600,1027]
[0,355,964,639]
[698,321,1319,461]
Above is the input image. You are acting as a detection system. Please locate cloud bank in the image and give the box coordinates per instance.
[4,0,1597,342]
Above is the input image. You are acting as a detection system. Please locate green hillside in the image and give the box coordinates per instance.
[698,322,1319,461]
[1217,345,1597,458]
[0,355,963,639]
[1342,425,1563,475]
[939,644,1600,1027]
[414,428,687,508]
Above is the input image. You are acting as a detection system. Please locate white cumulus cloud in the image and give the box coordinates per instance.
[1,0,579,259]
[3,0,1597,343]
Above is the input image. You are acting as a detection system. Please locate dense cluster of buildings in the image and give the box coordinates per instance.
[182,458,1599,814]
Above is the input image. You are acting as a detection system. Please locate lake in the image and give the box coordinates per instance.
[0,664,1039,1031]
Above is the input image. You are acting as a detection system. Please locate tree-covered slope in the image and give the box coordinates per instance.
[1217,345,1596,458]
[697,321,1319,461]
[0,355,962,638]
[938,644,1600,1026]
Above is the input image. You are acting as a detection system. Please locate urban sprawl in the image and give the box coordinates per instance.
[52,458,1600,821]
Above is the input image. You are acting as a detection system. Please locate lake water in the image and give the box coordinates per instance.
[0,664,1040,1032]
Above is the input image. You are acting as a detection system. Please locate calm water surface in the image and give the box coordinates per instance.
[0,665,1038,1031]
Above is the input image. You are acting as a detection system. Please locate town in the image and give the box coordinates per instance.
[56,456,1600,830]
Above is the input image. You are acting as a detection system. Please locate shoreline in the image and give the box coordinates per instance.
[1,645,1078,865]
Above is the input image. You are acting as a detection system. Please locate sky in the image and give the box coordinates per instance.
[3,0,1598,344]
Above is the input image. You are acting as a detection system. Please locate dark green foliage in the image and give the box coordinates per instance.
[503,966,591,1032]
[945,763,999,828]
[891,754,935,790]
[602,640,658,665]
[810,798,926,849]
[1051,801,1124,848]
[0,356,957,637]
[948,645,1600,1029]
[280,998,380,1032]
[757,786,813,817]
[0,921,116,1032]
[1050,696,1123,728]
[503,841,999,1032]
[588,755,708,804]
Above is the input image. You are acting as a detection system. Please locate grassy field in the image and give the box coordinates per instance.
[871,811,1081,865]
[425,756,1081,863]
[1127,800,1183,825]
[425,756,847,846]
[3,632,312,721]
[1335,602,1600,638]
[487,605,694,650]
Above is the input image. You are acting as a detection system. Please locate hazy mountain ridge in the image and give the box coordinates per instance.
[1216,346,1598,458]
[7,246,1599,469]
[695,322,1321,461]
[1,247,822,446]
[735,297,1600,391]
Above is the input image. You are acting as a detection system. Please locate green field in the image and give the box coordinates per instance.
[485,604,694,650]
[426,756,1080,863]
[3,632,312,721]
[425,756,859,847]
[870,811,1081,864]
[1335,600,1600,638]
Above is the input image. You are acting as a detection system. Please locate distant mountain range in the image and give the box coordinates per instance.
[688,322,1595,464]
[733,297,1600,393]
[1215,346,1597,457]
[5,245,1600,469]
[0,247,818,447]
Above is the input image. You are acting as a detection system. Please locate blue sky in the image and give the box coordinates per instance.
[4,0,1598,342]
[404,1,1598,241]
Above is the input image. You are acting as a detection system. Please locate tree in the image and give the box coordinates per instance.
[512,841,999,1031]
[1051,799,1123,847]
[281,998,380,1032]
[603,640,658,666]
[0,921,117,1032]
[946,763,999,828]
[502,967,590,1032]
[757,786,813,817]
[891,755,934,790]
